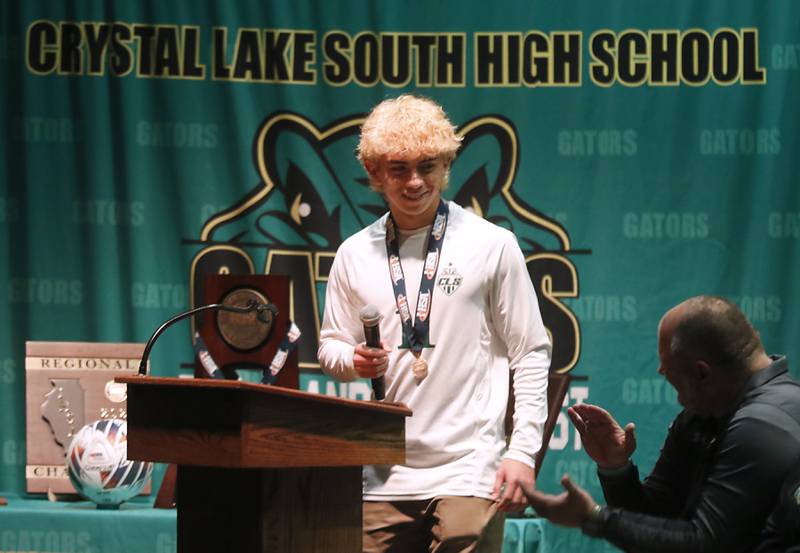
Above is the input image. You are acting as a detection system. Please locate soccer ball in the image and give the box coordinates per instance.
[66,419,152,507]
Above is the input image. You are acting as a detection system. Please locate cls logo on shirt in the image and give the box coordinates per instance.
[437,264,463,296]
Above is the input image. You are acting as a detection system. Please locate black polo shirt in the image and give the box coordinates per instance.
[596,356,800,552]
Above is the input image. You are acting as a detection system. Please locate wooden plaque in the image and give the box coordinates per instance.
[25,341,151,495]
[198,274,298,389]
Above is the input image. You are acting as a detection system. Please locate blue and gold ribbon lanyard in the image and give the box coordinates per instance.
[384,200,449,381]
[193,321,301,384]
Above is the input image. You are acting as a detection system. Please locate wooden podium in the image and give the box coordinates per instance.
[117,376,411,553]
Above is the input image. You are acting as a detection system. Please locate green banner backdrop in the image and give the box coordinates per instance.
[2,2,799,552]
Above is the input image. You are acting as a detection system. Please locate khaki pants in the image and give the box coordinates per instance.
[363,496,505,553]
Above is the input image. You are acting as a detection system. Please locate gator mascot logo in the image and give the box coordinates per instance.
[187,111,582,374]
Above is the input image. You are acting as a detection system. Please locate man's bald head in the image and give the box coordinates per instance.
[666,295,764,371]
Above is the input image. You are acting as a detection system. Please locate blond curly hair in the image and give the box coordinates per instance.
[357,95,462,191]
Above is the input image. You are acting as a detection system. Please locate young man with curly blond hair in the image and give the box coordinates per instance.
[318,95,551,552]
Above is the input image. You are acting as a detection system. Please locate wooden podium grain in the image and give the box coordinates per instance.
[117,376,411,553]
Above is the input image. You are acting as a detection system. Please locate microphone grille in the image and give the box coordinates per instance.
[359,304,381,326]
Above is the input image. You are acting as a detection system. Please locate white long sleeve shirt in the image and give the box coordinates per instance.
[318,201,551,500]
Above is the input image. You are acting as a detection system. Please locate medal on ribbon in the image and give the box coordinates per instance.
[411,356,429,380]
[385,200,449,383]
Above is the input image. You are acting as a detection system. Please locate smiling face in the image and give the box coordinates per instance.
[366,154,449,230]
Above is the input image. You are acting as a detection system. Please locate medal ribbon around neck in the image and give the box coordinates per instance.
[385,200,449,355]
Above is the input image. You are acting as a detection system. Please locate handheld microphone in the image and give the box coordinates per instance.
[359,304,385,400]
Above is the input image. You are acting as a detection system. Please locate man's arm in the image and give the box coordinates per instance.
[598,412,696,517]
[489,233,551,510]
[602,415,800,551]
[318,250,390,383]
[317,251,363,381]
[568,401,695,517]
[528,414,800,553]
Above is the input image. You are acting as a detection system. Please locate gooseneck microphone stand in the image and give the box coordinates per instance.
[135,299,274,510]
[137,300,278,376]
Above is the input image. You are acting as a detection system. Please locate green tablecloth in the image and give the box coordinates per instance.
[0,494,176,553]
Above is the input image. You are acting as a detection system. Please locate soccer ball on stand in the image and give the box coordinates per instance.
[66,419,152,508]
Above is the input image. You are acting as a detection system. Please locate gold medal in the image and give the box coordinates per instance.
[216,288,274,350]
[411,356,428,381]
